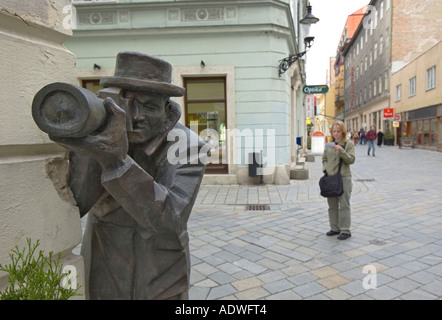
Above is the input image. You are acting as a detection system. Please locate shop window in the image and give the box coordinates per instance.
[417,120,423,144]
[184,77,227,174]
[82,79,103,93]
[411,121,417,144]
[439,118,442,145]
[430,118,437,146]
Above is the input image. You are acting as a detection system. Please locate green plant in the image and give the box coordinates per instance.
[0,238,81,300]
[384,130,394,139]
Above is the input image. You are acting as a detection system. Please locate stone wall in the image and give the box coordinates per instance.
[0,0,84,298]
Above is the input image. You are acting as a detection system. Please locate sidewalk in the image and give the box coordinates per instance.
[188,145,442,300]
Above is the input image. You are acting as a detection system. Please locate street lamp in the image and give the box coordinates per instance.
[278,4,319,77]
[300,5,320,25]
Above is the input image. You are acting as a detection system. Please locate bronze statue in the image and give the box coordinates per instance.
[32,52,207,299]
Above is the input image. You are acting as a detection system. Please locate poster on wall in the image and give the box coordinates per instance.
[306,94,315,119]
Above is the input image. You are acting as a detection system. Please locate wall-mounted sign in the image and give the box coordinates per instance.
[383,108,394,118]
[305,94,315,119]
[302,85,329,94]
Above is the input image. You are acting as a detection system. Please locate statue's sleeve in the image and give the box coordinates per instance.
[100,155,206,249]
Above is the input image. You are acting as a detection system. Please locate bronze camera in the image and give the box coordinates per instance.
[32,82,133,138]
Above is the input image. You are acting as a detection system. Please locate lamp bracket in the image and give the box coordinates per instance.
[278,51,306,77]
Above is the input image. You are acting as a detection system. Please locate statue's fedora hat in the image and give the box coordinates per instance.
[100,51,185,97]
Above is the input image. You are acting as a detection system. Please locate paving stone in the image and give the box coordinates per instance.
[186,147,442,300]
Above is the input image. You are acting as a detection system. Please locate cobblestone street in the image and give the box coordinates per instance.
[188,145,442,300]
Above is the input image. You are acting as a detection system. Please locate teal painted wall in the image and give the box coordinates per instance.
[66,0,300,168]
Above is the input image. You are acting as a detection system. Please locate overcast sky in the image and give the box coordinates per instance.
[305,0,370,85]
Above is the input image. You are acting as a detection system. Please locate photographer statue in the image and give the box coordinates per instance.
[32,52,207,299]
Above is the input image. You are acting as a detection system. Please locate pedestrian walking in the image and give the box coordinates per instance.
[322,121,356,240]
[377,130,384,147]
[366,126,377,156]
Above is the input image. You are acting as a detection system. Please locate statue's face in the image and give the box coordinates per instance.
[124,90,168,144]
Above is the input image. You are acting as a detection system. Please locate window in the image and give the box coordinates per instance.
[380,1,384,19]
[360,37,363,50]
[430,119,437,146]
[379,75,383,94]
[426,66,436,90]
[409,77,416,97]
[396,84,402,101]
[380,36,384,55]
[370,50,373,66]
[184,77,227,174]
[374,43,378,60]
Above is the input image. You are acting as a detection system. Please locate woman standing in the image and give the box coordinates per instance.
[322,121,356,240]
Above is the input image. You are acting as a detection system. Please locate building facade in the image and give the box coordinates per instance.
[343,0,391,137]
[334,5,367,122]
[343,0,442,145]
[66,0,311,185]
[390,41,442,151]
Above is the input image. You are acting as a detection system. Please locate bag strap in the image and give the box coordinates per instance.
[337,142,347,173]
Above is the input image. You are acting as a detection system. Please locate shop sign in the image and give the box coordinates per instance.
[394,114,401,121]
[384,108,394,118]
[393,121,400,128]
[303,85,329,94]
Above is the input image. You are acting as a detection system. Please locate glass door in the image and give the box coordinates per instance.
[184,77,228,174]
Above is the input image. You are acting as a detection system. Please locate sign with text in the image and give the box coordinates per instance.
[383,108,394,118]
[303,85,329,94]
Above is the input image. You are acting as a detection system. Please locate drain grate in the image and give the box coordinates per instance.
[247,204,270,211]
[355,178,375,182]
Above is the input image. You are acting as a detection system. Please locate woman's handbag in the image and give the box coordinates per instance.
[319,143,346,198]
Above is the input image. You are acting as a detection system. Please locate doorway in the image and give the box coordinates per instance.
[184,77,228,174]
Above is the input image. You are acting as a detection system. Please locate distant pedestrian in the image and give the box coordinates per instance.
[366,126,377,156]
[359,128,366,145]
[377,130,384,147]
[353,131,358,145]
[322,121,356,240]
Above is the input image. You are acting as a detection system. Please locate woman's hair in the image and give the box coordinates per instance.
[331,120,349,142]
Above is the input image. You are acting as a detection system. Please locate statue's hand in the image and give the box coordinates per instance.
[51,97,129,173]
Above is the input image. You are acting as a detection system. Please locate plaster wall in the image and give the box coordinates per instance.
[0,0,84,297]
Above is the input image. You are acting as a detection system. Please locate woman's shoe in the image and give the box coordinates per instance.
[338,233,351,240]
[326,230,340,236]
